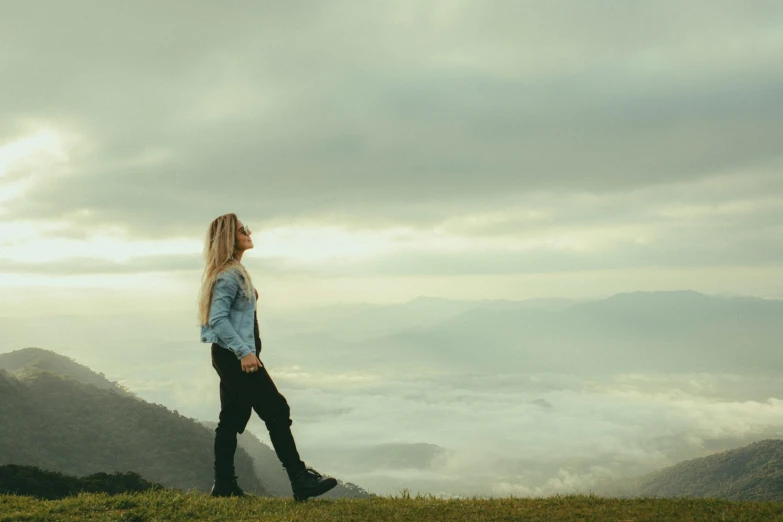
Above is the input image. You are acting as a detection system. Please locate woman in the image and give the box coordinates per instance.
[198,213,337,501]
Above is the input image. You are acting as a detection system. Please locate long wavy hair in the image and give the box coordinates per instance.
[197,213,254,326]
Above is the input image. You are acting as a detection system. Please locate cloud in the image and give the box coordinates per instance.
[4,205,782,277]
[0,255,202,276]
[1,1,781,240]
[6,298,783,497]
[272,364,783,497]
[2,151,782,278]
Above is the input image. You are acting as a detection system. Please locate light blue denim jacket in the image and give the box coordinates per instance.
[200,267,257,359]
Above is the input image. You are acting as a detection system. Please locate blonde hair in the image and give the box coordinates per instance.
[197,213,254,326]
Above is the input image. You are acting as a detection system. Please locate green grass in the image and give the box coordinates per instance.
[3,490,783,521]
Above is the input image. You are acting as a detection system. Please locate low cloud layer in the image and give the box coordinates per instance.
[76,357,783,497]
[274,368,783,497]
[4,293,783,497]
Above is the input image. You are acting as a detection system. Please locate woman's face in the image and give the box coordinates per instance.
[235,218,254,252]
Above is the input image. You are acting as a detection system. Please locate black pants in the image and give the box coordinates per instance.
[211,343,306,479]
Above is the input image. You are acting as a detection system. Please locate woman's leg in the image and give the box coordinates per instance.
[212,344,337,501]
[211,344,306,475]
[240,358,338,501]
[211,345,252,496]
[245,366,307,478]
[214,380,252,478]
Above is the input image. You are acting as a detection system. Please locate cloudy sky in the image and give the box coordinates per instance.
[2,0,783,498]
[2,0,782,315]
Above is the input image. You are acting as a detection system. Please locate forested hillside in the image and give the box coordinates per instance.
[0,366,264,494]
[631,439,783,501]
[0,347,372,499]
[0,347,134,396]
[0,464,162,499]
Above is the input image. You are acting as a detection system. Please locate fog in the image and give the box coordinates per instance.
[3,292,782,496]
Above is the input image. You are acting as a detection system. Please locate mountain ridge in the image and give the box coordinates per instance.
[0,347,134,397]
[597,438,783,501]
[0,366,265,494]
[0,347,371,499]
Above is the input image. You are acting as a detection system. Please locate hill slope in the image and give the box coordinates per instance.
[630,439,783,501]
[0,347,134,396]
[0,367,265,495]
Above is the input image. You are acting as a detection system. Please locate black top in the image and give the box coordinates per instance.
[253,310,262,354]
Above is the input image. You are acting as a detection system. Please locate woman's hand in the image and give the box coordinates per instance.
[241,353,263,373]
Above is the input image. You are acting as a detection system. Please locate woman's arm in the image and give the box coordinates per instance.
[208,271,254,359]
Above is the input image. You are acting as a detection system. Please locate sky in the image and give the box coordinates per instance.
[1,0,782,315]
[1,0,783,498]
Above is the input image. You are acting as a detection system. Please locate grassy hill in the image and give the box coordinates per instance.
[3,490,783,521]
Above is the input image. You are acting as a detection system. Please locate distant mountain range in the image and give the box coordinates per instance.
[266,290,783,374]
[3,291,780,377]
[0,348,371,498]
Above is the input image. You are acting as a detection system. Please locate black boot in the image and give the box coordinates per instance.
[289,466,338,502]
[210,474,245,497]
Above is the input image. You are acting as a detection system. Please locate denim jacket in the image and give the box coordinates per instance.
[200,267,259,359]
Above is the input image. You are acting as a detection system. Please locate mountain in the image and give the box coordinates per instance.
[0,349,265,495]
[266,290,783,375]
[0,347,372,498]
[10,291,770,376]
[199,421,373,499]
[0,347,134,397]
[262,295,585,342]
[603,439,783,501]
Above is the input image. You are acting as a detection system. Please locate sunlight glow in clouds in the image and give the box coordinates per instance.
[0,128,70,208]
[2,219,595,277]
[257,223,592,263]
[0,129,65,176]
[3,233,201,263]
